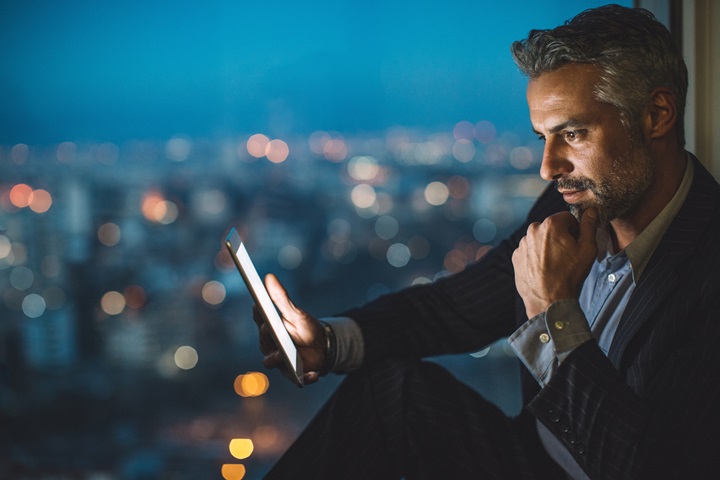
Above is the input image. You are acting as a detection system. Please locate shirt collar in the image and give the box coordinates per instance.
[596,153,694,283]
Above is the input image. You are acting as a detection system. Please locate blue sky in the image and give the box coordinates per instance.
[0,1,629,144]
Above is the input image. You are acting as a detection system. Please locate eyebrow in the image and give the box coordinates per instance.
[532,118,591,135]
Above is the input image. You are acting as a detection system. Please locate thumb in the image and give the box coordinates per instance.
[579,208,598,247]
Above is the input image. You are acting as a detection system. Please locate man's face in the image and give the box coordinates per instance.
[527,64,654,224]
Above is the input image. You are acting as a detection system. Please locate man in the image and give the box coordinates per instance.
[253,5,720,479]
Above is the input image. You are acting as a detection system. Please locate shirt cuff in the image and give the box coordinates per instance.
[546,299,593,362]
[508,299,592,387]
[320,316,364,373]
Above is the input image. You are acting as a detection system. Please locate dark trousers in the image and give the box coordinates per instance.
[266,358,566,479]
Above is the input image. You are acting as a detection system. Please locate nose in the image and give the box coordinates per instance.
[539,137,573,181]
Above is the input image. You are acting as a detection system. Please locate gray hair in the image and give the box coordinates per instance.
[511,4,688,146]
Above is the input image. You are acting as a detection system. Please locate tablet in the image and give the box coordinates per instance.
[225,228,304,387]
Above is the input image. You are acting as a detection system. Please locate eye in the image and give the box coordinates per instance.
[564,129,586,141]
[536,134,546,142]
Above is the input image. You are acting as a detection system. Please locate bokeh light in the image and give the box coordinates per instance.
[386,243,411,268]
[452,140,475,163]
[98,223,121,246]
[475,120,497,143]
[234,372,269,397]
[22,293,46,318]
[229,438,254,460]
[309,131,330,155]
[350,184,376,209]
[0,235,12,259]
[202,280,226,306]
[141,192,178,224]
[247,134,270,158]
[96,142,120,164]
[278,245,302,270]
[124,285,147,310]
[374,215,399,240]
[10,266,34,290]
[473,218,498,243]
[28,189,52,213]
[448,176,471,199]
[196,189,226,216]
[348,156,380,181]
[57,142,77,163]
[11,144,29,165]
[510,146,534,170]
[322,137,348,162]
[265,139,289,163]
[424,181,449,206]
[453,120,475,141]
[101,291,126,315]
[444,249,468,273]
[174,345,199,370]
[221,464,246,480]
[9,184,32,208]
[165,136,192,162]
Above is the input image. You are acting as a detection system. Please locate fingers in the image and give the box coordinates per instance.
[264,273,299,320]
[262,350,284,370]
[253,306,276,355]
[303,371,320,385]
[579,207,598,244]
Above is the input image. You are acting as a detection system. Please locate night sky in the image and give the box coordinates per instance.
[0,1,629,144]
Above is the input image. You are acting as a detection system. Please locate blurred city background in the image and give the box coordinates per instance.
[1,1,630,479]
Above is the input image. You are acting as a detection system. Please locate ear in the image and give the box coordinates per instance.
[645,88,677,140]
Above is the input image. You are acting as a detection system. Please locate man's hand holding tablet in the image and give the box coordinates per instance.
[225,228,327,386]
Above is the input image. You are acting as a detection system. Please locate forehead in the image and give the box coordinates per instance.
[526,64,605,123]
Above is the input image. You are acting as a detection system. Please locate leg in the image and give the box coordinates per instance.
[265,358,562,479]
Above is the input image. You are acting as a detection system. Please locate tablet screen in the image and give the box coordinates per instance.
[225,228,303,386]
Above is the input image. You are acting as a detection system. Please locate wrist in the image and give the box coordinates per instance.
[319,321,337,376]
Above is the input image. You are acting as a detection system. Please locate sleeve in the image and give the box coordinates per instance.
[508,299,594,387]
[321,316,364,373]
[527,273,720,479]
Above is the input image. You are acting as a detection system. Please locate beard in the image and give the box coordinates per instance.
[555,142,655,225]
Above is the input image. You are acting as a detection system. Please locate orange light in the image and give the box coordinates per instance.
[229,438,254,460]
[234,372,269,397]
[141,192,177,224]
[221,464,246,480]
[141,192,165,221]
[28,189,52,213]
[9,184,32,208]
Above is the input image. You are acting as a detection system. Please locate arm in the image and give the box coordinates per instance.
[531,290,720,479]
[255,185,566,381]
[513,200,720,477]
[343,184,568,365]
